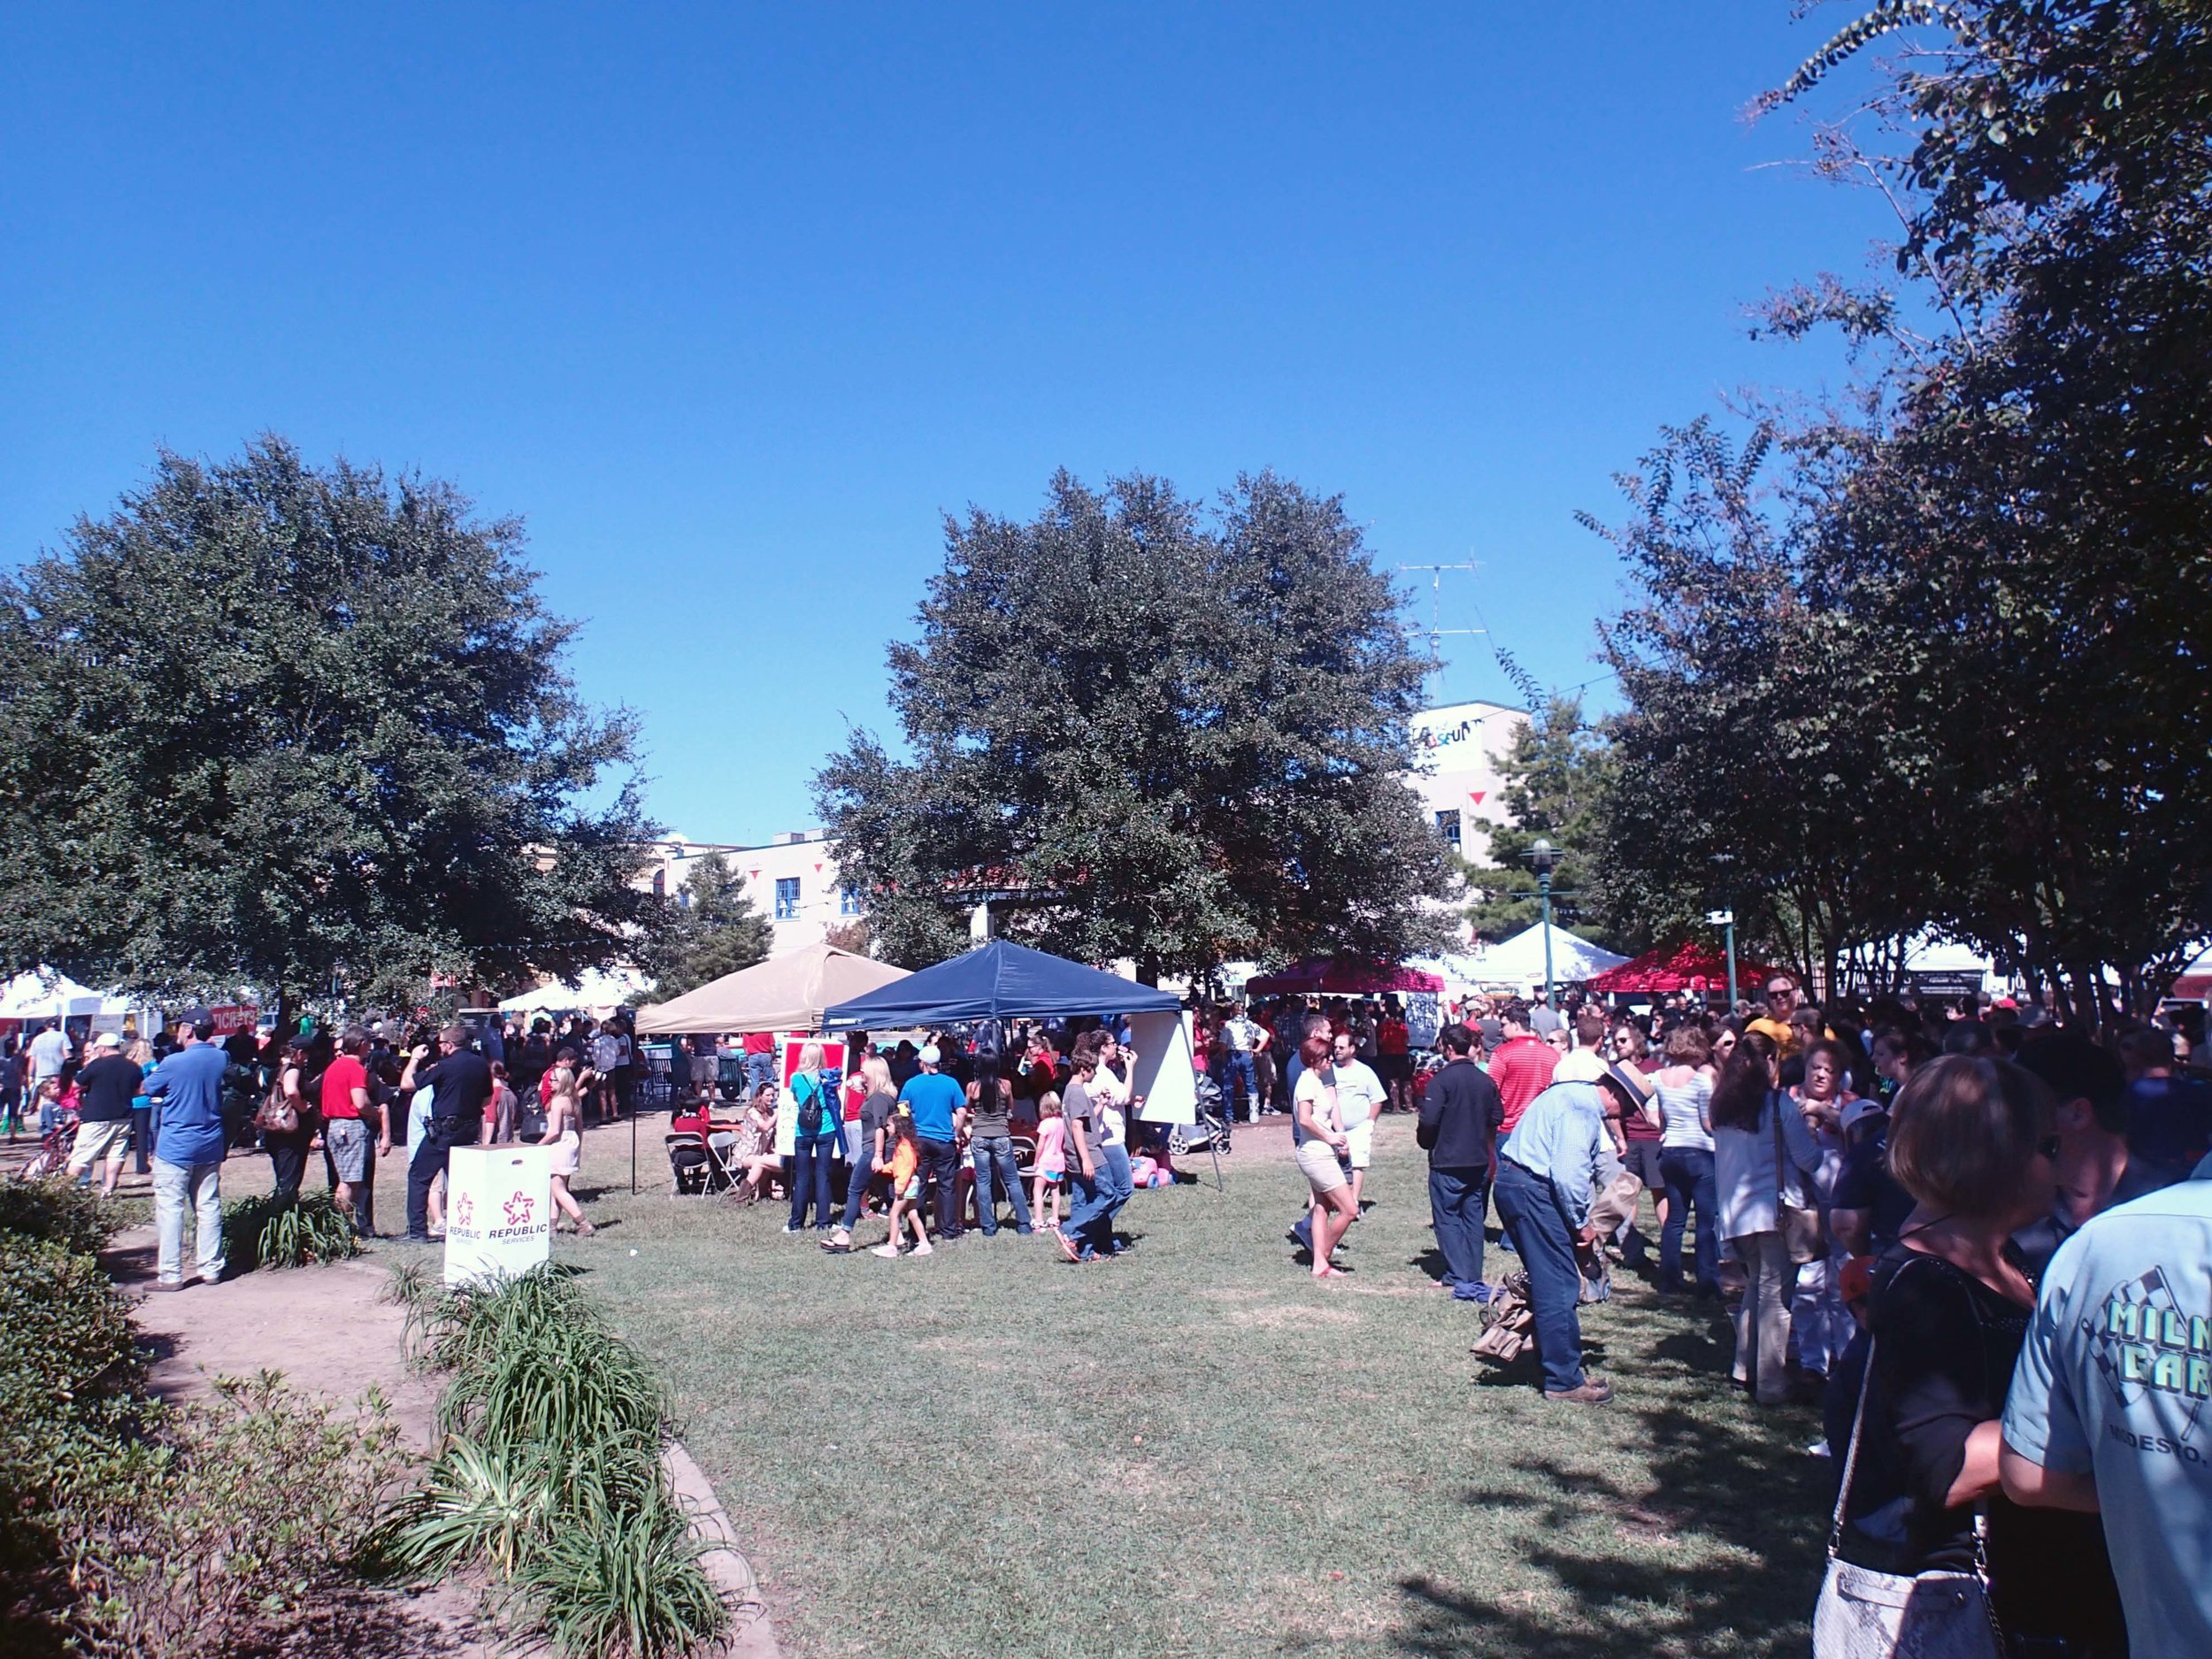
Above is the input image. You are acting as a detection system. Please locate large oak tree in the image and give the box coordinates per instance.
[0,439,657,1015]
[816,470,1454,981]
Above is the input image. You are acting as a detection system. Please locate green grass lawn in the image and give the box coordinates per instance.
[563,1117,1827,1659]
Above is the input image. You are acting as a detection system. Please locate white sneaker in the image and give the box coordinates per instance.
[912,1241,934,1256]
[870,1243,902,1258]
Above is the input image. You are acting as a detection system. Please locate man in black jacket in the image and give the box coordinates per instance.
[1418,1022,1504,1302]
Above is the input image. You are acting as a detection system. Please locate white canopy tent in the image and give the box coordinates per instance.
[0,970,142,1024]
[1419,923,1629,991]
[496,967,652,1017]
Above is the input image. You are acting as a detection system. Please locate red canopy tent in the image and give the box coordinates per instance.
[1244,957,1444,995]
[1586,941,1778,996]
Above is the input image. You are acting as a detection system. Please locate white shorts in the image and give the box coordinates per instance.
[1295,1138,1348,1195]
[1344,1120,1374,1170]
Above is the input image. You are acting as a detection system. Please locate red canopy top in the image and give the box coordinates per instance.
[1586,941,1778,995]
[1244,957,1444,995]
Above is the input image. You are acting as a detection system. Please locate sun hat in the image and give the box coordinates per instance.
[1599,1061,1656,1112]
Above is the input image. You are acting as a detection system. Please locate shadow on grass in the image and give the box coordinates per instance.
[1395,1394,1823,1659]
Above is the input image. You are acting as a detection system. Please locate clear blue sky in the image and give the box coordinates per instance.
[2,4,1887,845]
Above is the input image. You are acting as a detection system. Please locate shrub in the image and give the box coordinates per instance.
[220,1190,361,1272]
[59,1372,409,1659]
[0,1234,146,1565]
[511,1484,726,1659]
[0,1180,124,1256]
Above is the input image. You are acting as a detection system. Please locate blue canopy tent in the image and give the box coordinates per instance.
[819,939,1179,1028]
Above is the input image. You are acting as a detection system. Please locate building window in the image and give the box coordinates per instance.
[774,877,800,921]
[1435,809,1461,850]
[839,886,863,917]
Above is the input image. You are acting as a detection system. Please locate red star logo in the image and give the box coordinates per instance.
[454,1194,475,1227]
[503,1192,535,1227]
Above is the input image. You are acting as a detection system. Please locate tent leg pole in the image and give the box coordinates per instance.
[631,1109,638,1195]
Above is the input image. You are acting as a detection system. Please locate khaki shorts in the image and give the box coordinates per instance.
[68,1118,132,1169]
[1345,1120,1374,1170]
[1295,1137,1348,1195]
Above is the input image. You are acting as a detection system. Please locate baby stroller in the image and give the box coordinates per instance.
[1166,1074,1230,1189]
[17,1104,80,1182]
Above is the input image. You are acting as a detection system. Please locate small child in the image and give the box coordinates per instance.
[1030,1092,1067,1230]
[871,1108,933,1258]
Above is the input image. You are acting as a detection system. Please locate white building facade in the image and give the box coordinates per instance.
[637,830,858,958]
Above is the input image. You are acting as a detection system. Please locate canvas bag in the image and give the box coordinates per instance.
[1812,1331,2003,1659]
[1471,1273,1534,1362]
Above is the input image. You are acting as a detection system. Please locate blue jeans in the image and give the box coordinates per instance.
[1060,1164,1113,1256]
[1428,1164,1489,1290]
[1492,1158,1586,1394]
[971,1133,1032,1234]
[152,1156,226,1285]
[744,1052,776,1096]
[1224,1052,1257,1118]
[790,1133,838,1230]
[1100,1143,1134,1248]
[1657,1146,1719,1294]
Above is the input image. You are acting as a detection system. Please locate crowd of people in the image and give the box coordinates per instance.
[8,972,2208,1653]
[1367,973,2209,1658]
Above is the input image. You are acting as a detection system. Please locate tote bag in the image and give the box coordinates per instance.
[1812,1334,2003,1659]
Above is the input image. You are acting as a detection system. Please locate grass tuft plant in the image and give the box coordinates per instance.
[373,1263,726,1658]
[220,1190,361,1272]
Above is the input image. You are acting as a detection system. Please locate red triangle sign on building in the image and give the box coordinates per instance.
[814,864,823,873]
[1468,790,1486,806]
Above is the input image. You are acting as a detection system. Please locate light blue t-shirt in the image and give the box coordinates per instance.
[2001,1177,2212,1659]
[897,1071,963,1141]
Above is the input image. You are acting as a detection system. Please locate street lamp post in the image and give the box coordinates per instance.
[1526,838,1560,1005]
[1707,909,1737,1011]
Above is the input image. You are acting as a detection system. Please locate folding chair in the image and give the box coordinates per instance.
[704,1131,741,1194]
[664,1132,709,1198]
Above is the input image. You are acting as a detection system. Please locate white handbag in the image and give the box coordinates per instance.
[1812,1336,2005,1659]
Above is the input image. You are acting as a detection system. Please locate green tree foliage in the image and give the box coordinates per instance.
[637,854,773,999]
[0,439,656,1011]
[815,470,1454,980]
[1592,2,2212,1018]
[1462,696,1619,947]
[1587,420,1941,991]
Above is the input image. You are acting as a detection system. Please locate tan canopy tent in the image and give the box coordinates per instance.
[632,942,910,1035]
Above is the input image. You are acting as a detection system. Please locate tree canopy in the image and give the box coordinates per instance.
[1461,696,1617,948]
[1584,0,2212,1018]
[0,439,656,1011]
[634,854,773,1000]
[815,469,1454,981]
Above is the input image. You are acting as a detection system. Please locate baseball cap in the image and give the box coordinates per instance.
[918,1044,941,1066]
[92,1030,123,1050]
[1840,1097,1886,1134]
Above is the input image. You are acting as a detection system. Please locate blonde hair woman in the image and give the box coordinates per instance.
[824,1054,895,1252]
[787,1040,841,1233]
[541,1064,595,1236]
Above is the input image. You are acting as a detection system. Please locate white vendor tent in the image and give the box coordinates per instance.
[1420,924,1628,990]
[497,967,652,1017]
[0,970,130,1022]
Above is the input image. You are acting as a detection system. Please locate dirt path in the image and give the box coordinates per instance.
[105,1189,780,1659]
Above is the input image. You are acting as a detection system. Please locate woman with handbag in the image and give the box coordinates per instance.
[258,1040,317,1199]
[1712,1031,1824,1405]
[1816,1054,2122,1658]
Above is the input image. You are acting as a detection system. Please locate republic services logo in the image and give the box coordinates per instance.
[453,1194,475,1228]
[503,1191,535,1228]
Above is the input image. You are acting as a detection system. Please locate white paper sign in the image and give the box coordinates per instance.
[443,1145,553,1286]
[1125,1010,1197,1125]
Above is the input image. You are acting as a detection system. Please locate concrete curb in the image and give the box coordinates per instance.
[664,1439,782,1659]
